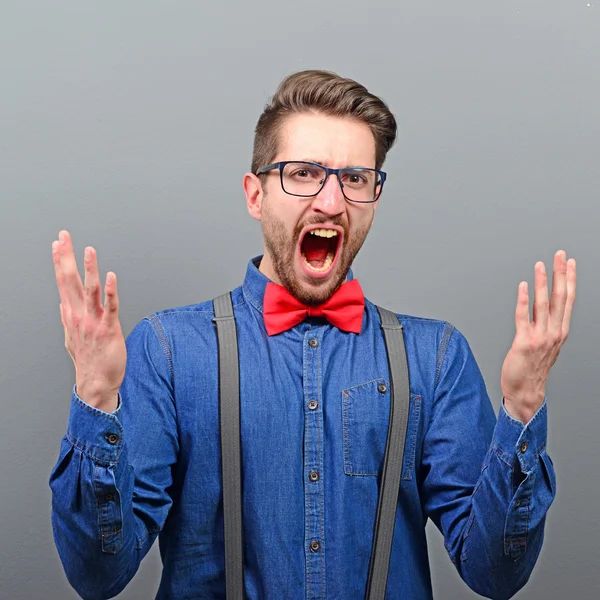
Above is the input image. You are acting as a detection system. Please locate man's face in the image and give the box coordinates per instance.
[245,112,380,305]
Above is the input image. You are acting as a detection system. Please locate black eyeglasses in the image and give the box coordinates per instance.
[256,161,386,204]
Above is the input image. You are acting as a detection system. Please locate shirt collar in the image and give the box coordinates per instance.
[242,255,355,314]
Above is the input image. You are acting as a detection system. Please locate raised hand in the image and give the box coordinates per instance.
[52,230,126,413]
[501,250,577,424]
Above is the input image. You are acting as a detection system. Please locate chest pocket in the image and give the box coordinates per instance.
[342,378,421,479]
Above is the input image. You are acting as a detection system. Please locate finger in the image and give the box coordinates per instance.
[532,261,549,331]
[102,272,120,328]
[83,246,103,316]
[52,240,70,308]
[515,280,530,334]
[549,250,568,329]
[59,302,69,350]
[58,230,84,311]
[60,299,73,327]
[60,303,77,361]
[60,300,74,351]
[562,258,577,338]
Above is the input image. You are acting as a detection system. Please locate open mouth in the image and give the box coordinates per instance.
[298,226,343,277]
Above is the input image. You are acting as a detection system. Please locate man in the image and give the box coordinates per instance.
[50,70,576,599]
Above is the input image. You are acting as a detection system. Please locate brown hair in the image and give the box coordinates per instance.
[251,70,397,174]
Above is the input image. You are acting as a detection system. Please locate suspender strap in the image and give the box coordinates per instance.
[213,295,410,600]
[212,292,244,599]
[365,307,411,600]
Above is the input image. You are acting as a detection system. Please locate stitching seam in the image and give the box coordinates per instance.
[434,322,454,390]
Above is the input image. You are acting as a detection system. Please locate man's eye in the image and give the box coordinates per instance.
[343,172,368,186]
[291,168,319,179]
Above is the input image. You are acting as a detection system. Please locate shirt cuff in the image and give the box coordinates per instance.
[66,384,124,464]
[493,398,548,474]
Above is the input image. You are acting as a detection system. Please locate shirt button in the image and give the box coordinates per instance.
[309,471,319,482]
[106,433,119,445]
[520,442,529,454]
[105,494,114,502]
[308,399,318,410]
[310,541,321,552]
[377,383,387,394]
[515,499,521,507]
[308,338,319,348]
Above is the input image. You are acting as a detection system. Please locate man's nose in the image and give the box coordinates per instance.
[310,173,346,217]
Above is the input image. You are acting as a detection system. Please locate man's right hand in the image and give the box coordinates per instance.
[52,230,126,413]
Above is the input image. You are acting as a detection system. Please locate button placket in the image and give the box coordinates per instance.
[303,328,325,596]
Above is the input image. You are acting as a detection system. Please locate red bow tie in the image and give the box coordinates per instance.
[263,279,365,336]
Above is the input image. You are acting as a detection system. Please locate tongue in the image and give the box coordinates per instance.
[302,235,330,268]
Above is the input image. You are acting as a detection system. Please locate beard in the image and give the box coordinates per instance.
[261,199,373,306]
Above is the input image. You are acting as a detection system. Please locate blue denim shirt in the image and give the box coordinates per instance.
[49,257,555,600]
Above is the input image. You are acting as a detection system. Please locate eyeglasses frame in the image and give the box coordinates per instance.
[255,160,387,204]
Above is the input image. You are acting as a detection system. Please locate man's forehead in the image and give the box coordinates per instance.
[276,112,376,168]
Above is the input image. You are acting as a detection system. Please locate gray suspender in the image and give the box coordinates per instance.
[213,294,410,600]
[365,306,411,600]
[213,293,244,600]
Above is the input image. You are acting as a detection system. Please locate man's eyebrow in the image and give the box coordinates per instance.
[298,157,329,166]
[298,158,372,169]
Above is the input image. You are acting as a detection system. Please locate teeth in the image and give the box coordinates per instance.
[301,252,335,272]
[309,229,338,238]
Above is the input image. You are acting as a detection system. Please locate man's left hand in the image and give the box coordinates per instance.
[500,250,577,424]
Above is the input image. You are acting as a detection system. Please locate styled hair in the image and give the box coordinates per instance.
[251,70,397,174]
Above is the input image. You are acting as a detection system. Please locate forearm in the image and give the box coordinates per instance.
[49,390,156,599]
[454,402,555,599]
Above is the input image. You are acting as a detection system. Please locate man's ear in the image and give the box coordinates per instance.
[244,172,264,221]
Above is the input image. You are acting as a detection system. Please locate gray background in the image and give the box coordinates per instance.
[1,0,598,598]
